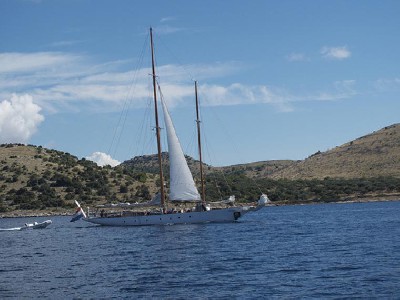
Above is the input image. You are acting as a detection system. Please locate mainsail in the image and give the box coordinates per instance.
[161,98,201,202]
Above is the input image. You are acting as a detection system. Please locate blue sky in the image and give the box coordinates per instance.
[1,0,399,167]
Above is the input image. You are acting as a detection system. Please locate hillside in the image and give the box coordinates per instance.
[217,160,296,178]
[122,153,213,176]
[123,154,295,178]
[1,123,400,216]
[124,124,400,180]
[0,144,160,216]
[268,124,400,179]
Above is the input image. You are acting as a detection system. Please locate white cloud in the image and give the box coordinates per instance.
[49,40,82,48]
[0,52,82,73]
[0,52,245,112]
[321,46,351,60]
[303,80,357,102]
[0,94,44,143]
[0,51,358,116]
[86,152,121,167]
[286,53,307,62]
[374,78,400,91]
[155,25,185,35]
[160,17,175,23]
[199,83,294,112]
[334,80,356,94]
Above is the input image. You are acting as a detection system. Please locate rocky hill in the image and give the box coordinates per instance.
[267,124,400,179]
[0,144,159,216]
[125,124,400,180]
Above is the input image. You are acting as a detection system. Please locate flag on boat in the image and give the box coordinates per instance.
[70,201,87,222]
[70,207,86,222]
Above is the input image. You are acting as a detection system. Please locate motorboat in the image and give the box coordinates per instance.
[20,220,52,230]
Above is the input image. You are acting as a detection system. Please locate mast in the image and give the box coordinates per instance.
[150,27,167,213]
[195,81,206,206]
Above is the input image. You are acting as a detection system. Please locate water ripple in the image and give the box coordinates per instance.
[0,201,399,299]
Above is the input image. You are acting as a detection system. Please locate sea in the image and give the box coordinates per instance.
[0,201,399,299]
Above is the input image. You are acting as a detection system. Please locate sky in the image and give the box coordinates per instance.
[1,0,399,167]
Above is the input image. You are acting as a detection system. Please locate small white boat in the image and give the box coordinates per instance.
[20,220,52,230]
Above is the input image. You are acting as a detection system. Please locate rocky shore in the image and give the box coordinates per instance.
[0,209,72,219]
[1,197,399,218]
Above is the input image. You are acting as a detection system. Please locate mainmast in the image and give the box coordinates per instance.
[150,27,167,213]
[195,81,206,206]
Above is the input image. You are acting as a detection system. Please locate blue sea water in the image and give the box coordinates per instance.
[0,201,399,299]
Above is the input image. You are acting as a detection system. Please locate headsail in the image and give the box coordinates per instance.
[161,98,201,202]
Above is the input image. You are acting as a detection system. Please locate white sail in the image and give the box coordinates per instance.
[161,98,201,201]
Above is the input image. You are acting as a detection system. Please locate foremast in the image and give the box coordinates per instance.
[150,27,167,213]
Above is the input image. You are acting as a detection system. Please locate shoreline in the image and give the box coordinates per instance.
[1,197,399,219]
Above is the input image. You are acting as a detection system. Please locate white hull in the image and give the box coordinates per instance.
[84,207,258,226]
[20,220,52,230]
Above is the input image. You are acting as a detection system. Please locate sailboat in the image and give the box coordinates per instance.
[77,28,268,226]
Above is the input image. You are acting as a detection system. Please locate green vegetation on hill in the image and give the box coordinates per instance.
[0,144,158,214]
[1,123,400,216]
[203,173,400,203]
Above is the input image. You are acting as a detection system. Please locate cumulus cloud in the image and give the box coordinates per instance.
[0,94,44,143]
[86,152,121,167]
[321,46,351,60]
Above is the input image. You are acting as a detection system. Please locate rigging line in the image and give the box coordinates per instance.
[141,104,154,155]
[204,104,265,195]
[129,95,152,159]
[197,108,234,199]
[134,98,157,157]
[150,33,168,161]
[153,31,199,160]
[112,34,149,158]
[202,128,231,200]
[186,126,197,161]
[130,77,153,157]
[155,80,170,178]
[153,30,197,89]
[133,33,160,158]
[191,95,222,199]
[189,81,202,161]
[108,32,150,159]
